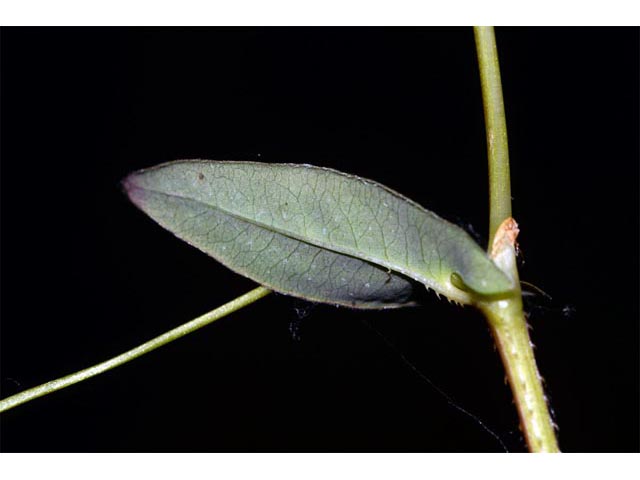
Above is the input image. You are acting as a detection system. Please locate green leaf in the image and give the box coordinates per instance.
[124,160,514,307]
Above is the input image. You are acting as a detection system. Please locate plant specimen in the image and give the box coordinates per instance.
[0,27,559,452]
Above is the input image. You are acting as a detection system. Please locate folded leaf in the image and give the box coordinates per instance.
[124,160,513,307]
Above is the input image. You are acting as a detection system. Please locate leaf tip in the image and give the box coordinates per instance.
[121,172,146,208]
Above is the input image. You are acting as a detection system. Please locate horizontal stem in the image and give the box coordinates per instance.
[0,286,272,413]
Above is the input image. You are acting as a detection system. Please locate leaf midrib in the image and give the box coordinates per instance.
[137,184,439,292]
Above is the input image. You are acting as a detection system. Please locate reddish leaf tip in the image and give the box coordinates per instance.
[121,173,145,208]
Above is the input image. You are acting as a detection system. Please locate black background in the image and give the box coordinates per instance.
[1,27,638,452]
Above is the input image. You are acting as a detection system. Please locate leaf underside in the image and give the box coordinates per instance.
[124,160,513,308]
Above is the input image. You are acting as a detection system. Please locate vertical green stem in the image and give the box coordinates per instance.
[474,26,560,452]
[475,26,513,248]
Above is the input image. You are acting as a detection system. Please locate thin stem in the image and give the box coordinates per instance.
[475,26,512,247]
[0,286,271,413]
[474,26,559,452]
